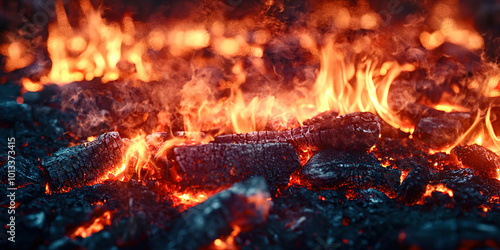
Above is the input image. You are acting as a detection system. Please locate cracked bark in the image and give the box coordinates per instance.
[171,142,301,193]
[213,112,380,152]
[42,132,124,191]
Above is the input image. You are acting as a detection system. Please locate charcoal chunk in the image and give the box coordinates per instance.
[398,164,431,205]
[451,144,500,179]
[299,149,400,196]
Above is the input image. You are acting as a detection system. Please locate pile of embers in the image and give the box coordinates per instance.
[2,83,500,249]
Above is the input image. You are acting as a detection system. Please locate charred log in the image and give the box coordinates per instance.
[171,142,300,193]
[298,149,400,196]
[165,177,270,250]
[42,132,124,191]
[451,144,500,179]
[213,112,380,152]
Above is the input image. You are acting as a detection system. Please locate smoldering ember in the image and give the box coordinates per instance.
[1,0,500,249]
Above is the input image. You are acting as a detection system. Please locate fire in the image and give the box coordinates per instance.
[422,183,454,201]
[122,133,151,179]
[171,191,211,210]
[2,0,500,158]
[70,211,113,239]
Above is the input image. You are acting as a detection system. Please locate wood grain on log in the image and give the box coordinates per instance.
[42,132,124,191]
[171,143,300,192]
[213,112,380,152]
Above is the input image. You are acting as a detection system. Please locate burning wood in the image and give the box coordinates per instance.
[299,149,400,196]
[213,112,381,152]
[164,177,271,250]
[42,132,124,191]
[451,144,500,180]
[171,143,300,193]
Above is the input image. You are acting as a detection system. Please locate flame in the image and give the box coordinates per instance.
[422,183,454,200]
[171,191,211,210]
[122,133,151,179]
[302,41,415,131]
[70,211,113,239]
[45,183,51,195]
[3,0,500,160]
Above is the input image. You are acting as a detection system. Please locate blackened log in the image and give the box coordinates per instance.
[172,142,300,193]
[42,132,124,191]
[298,149,400,196]
[451,144,500,179]
[166,177,271,250]
[213,112,380,152]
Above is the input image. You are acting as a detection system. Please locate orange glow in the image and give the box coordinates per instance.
[4,0,499,160]
[171,191,211,210]
[22,79,44,92]
[70,211,113,239]
[400,169,410,184]
[45,183,50,195]
[432,103,469,113]
[0,40,35,72]
[422,184,454,202]
[86,136,96,142]
[16,97,24,104]
[420,31,445,50]
[212,225,241,250]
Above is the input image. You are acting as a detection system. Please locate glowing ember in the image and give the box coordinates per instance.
[70,211,113,239]
[171,191,211,210]
[423,184,454,200]
[212,225,241,250]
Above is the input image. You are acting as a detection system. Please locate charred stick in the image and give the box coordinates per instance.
[299,149,400,197]
[42,132,124,191]
[171,143,300,193]
[213,112,380,152]
[166,177,271,250]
